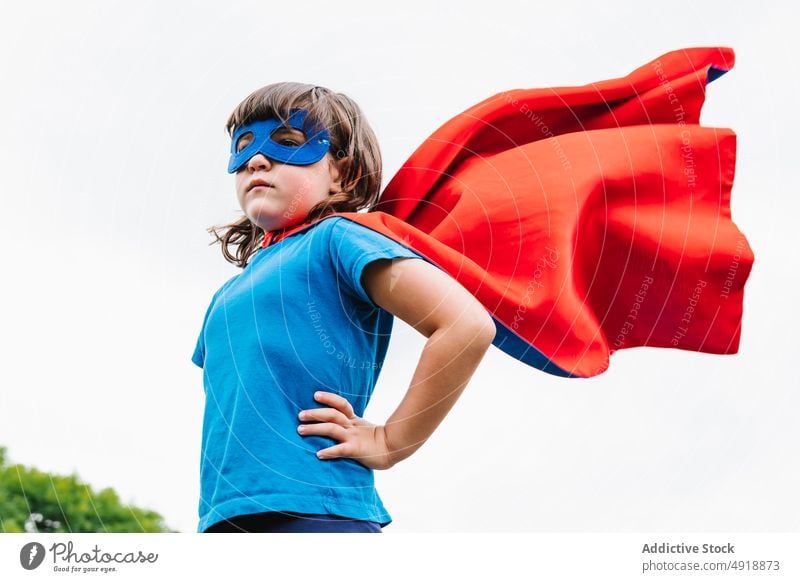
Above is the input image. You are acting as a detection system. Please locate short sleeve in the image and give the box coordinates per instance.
[191,333,205,369]
[191,287,224,369]
[329,217,425,309]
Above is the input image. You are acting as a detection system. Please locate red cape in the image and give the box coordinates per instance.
[268,47,754,379]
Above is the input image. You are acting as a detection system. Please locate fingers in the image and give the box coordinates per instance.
[297,421,348,442]
[317,443,388,466]
[313,391,354,417]
[315,443,350,460]
[298,406,349,426]
[298,392,364,462]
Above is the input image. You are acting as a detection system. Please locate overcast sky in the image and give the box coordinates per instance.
[1,0,797,533]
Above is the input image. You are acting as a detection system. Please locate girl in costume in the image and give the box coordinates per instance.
[193,46,753,532]
[193,84,496,533]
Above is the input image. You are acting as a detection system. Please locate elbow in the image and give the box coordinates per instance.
[462,308,496,351]
[478,311,497,347]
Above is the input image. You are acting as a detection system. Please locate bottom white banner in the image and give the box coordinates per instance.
[1,532,796,581]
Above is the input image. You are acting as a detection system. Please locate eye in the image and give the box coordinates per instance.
[271,127,307,147]
[235,132,253,153]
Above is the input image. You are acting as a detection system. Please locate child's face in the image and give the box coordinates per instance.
[234,125,341,232]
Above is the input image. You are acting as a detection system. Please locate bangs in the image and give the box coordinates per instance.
[225,83,335,144]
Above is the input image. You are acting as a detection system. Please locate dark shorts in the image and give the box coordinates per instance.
[204,511,383,533]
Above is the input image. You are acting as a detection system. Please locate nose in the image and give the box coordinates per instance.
[245,152,273,172]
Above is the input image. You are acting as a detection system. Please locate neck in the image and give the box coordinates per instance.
[260,220,309,248]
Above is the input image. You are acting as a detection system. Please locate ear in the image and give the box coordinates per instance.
[328,156,345,193]
[329,156,362,195]
[343,166,362,193]
[334,164,362,195]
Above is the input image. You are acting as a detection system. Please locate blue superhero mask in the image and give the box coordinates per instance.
[228,109,331,173]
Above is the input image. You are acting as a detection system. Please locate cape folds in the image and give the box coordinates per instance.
[265,47,754,379]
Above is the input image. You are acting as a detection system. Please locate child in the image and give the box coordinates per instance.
[192,83,497,533]
[194,46,753,532]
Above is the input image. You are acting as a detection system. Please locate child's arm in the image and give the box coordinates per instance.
[298,257,495,469]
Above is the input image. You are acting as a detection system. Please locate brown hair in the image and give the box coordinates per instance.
[206,82,383,268]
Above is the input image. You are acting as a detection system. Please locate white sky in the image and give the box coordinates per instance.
[1,0,797,533]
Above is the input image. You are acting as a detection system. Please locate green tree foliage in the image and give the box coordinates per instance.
[0,447,174,532]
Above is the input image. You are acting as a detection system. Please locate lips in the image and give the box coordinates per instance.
[248,179,274,191]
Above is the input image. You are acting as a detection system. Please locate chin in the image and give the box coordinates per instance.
[250,217,286,232]
[245,204,286,231]
[247,201,315,232]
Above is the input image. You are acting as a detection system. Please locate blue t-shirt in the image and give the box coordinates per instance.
[191,215,425,532]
